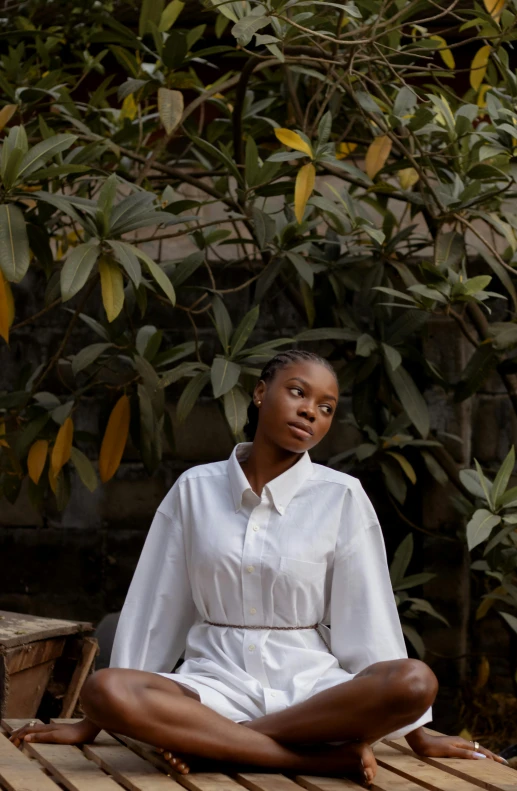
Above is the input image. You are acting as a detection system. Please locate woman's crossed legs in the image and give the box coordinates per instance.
[10,658,438,785]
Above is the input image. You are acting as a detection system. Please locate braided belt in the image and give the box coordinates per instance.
[204,620,331,652]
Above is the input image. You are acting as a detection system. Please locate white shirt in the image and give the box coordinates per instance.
[110,442,432,739]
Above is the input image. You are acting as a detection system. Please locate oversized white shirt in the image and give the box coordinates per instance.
[110,442,432,738]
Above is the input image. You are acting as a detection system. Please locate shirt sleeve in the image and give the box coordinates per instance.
[110,480,198,673]
[330,480,432,739]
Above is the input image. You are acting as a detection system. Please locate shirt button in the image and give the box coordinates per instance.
[250,608,257,615]
[248,644,256,652]
[278,506,285,514]
[270,692,276,697]
[246,565,254,573]
[252,525,259,532]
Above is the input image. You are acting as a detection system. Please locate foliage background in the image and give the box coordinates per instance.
[3,0,517,745]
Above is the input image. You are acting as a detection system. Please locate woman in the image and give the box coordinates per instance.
[11,350,505,784]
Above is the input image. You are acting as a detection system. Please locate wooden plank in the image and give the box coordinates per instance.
[375,743,482,791]
[384,731,516,791]
[0,611,91,649]
[0,731,61,791]
[4,638,66,674]
[61,638,99,718]
[294,775,364,791]
[4,660,57,718]
[84,742,183,790]
[234,773,303,791]
[116,734,247,791]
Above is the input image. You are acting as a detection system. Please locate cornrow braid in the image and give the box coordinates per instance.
[243,349,337,441]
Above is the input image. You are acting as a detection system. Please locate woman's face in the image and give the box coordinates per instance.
[254,361,338,453]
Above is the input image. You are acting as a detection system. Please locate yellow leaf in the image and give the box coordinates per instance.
[274,128,313,158]
[474,656,490,691]
[51,417,74,477]
[397,167,419,190]
[336,142,357,160]
[0,104,17,133]
[470,46,491,92]
[365,135,392,180]
[48,466,59,494]
[99,256,124,323]
[459,728,473,742]
[294,162,316,224]
[430,35,455,69]
[0,270,14,344]
[28,439,48,485]
[483,0,504,22]
[99,394,131,483]
[387,452,417,484]
[477,85,491,108]
[120,93,138,121]
[476,585,505,619]
[0,421,8,448]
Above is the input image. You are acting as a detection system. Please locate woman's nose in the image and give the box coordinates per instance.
[299,404,316,420]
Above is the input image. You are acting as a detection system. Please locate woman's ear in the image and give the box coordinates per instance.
[254,379,266,405]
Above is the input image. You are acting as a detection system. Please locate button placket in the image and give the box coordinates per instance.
[241,503,270,687]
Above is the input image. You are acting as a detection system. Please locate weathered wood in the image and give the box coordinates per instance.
[294,775,363,790]
[0,730,61,791]
[61,637,99,718]
[385,731,516,791]
[4,638,67,674]
[234,773,303,791]
[375,743,482,791]
[4,660,57,718]
[84,743,183,791]
[0,611,91,650]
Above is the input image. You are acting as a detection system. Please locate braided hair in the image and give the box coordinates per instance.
[243,349,337,441]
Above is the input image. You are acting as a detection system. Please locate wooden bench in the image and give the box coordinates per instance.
[1,720,515,791]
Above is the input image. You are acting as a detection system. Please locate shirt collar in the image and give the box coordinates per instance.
[228,442,313,515]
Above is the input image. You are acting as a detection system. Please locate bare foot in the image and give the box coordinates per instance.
[157,747,191,774]
[299,741,377,785]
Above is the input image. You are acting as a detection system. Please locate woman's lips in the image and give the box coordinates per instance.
[287,422,313,440]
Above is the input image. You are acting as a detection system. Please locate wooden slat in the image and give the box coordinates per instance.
[235,773,304,791]
[26,743,127,791]
[84,742,182,791]
[0,731,61,791]
[375,743,482,791]
[61,637,99,718]
[294,775,365,791]
[0,611,91,649]
[385,732,516,791]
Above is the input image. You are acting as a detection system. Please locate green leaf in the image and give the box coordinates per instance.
[401,624,425,659]
[380,459,407,504]
[245,137,260,187]
[455,344,498,402]
[382,343,402,371]
[72,343,112,376]
[356,334,377,357]
[155,341,198,368]
[223,385,250,436]
[434,229,464,270]
[286,251,313,287]
[16,134,76,182]
[134,248,176,306]
[169,251,204,287]
[386,364,430,438]
[390,533,413,587]
[0,204,30,282]
[317,110,332,146]
[70,446,98,492]
[108,240,142,288]
[474,459,494,508]
[295,327,359,342]
[478,249,517,312]
[492,447,515,507]
[139,0,165,36]
[212,294,233,353]
[177,370,210,422]
[395,573,436,591]
[462,275,492,296]
[60,241,100,301]
[211,357,241,398]
[466,508,501,551]
[230,305,259,358]
[158,0,185,31]
[232,11,269,46]
[500,611,517,635]
[252,206,276,248]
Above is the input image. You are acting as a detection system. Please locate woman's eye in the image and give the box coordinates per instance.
[289,387,303,396]
[321,405,333,415]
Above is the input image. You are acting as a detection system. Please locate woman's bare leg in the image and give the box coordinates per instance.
[78,668,375,781]
[246,659,438,746]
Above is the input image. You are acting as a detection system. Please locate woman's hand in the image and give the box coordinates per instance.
[405,728,508,765]
[9,718,100,747]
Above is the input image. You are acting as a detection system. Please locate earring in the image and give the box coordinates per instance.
[257,400,262,406]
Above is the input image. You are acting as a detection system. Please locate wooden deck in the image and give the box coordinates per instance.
[1,720,515,791]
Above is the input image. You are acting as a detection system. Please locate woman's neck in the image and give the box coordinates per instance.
[239,435,303,496]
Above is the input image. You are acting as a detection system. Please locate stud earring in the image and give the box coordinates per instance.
[257,400,262,406]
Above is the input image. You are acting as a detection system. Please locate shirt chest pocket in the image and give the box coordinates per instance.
[280,556,327,582]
